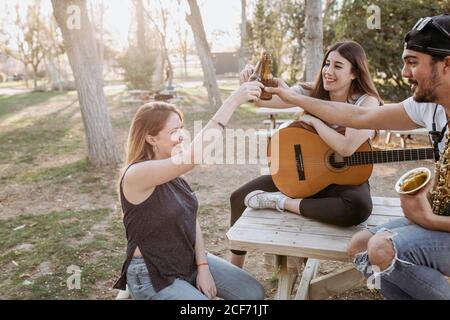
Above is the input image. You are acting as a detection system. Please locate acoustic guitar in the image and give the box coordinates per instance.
[267,125,434,198]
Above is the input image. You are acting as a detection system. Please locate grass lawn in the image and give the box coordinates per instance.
[0,80,271,299]
[0,79,418,300]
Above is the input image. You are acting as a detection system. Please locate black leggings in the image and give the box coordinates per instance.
[229,175,372,255]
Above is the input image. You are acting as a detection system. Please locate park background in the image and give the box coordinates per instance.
[0,0,449,299]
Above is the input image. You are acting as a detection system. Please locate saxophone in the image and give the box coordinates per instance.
[428,131,450,216]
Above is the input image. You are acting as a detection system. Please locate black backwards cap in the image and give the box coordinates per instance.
[405,13,450,57]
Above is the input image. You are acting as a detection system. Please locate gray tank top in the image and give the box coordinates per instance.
[113,165,198,292]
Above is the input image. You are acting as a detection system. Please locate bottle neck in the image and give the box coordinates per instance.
[261,59,272,80]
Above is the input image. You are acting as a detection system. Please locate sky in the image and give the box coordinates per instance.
[103,0,243,51]
[0,0,245,52]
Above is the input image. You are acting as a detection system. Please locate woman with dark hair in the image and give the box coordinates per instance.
[230,41,383,268]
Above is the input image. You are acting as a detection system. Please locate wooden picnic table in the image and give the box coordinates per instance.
[128,89,151,96]
[129,90,152,100]
[256,107,303,129]
[121,90,153,107]
[227,196,405,300]
[381,128,430,148]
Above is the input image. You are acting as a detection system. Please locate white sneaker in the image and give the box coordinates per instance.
[244,190,286,213]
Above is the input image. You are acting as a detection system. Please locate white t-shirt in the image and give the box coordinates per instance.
[402,97,446,152]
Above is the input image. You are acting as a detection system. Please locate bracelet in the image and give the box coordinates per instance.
[197,262,209,268]
[211,119,226,130]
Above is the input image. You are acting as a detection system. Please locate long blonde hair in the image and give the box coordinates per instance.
[118,102,183,189]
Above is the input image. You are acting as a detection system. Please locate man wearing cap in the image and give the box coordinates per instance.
[265,14,450,299]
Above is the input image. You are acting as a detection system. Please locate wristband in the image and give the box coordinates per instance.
[197,262,209,268]
[211,119,226,130]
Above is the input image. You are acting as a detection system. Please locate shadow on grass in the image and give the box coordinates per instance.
[0,91,65,122]
[0,208,126,299]
[18,158,90,183]
[0,98,82,169]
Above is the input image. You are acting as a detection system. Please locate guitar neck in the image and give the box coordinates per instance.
[345,148,434,166]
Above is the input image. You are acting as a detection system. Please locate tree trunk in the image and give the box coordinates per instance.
[134,0,147,55]
[52,0,121,166]
[239,0,247,70]
[178,29,189,79]
[186,0,222,109]
[32,65,38,90]
[45,56,63,92]
[152,43,165,91]
[24,65,29,88]
[183,50,188,79]
[183,49,188,79]
[98,0,105,76]
[88,0,105,74]
[304,0,323,82]
[162,40,174,87]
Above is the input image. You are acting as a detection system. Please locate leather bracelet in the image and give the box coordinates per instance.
[211,119,226,130]
[197,262,209,268]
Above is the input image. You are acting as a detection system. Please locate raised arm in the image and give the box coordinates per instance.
[125,82,264,194]
[299,96,378,157]
[240,64,297,109]
[266,79,421,131]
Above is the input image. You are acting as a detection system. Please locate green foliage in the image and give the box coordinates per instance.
[20,158,89,183]
[280,0,305,83]
[246,0,305,82]
[116,47,157,90]
[246,0,278,72]
[324,0,450,101]
[0,208,125,299]
[0,91,63,122]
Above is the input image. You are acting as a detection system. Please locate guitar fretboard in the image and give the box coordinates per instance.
[345,148,434,166]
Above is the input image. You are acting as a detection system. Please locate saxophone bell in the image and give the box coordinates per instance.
[395,167,431,195]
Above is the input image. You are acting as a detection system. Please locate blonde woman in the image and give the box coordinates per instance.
[113,82,266,300]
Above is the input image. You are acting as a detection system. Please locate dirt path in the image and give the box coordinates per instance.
[0,83,435,299]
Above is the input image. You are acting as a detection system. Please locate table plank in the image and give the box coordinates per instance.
[257,107,303,114]
[227,197,404,261]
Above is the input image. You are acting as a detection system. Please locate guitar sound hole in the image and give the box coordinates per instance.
[329,153,346,169]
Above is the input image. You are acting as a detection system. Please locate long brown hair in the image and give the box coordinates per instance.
[302,41,382,103]
[124,102,183,166]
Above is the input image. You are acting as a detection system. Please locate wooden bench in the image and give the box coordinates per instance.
[121,90,156,107]
[382,128,430,148]
[226,196,404,299]
[257,107,303,129]
[263,119,289,129]
[120,98,144,107]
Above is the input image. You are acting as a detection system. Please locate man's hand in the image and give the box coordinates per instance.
[400,181,435,228]
[264,78,298,105]
[232,81,264,105]
[196,266,217,299]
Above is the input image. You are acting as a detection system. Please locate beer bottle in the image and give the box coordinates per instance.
[249,60,262,82]
[248,51,277,101]
[260,52,277,100]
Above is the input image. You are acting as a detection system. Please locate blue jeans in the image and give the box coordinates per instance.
[354,217,450,300]
[126,253,265,300]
